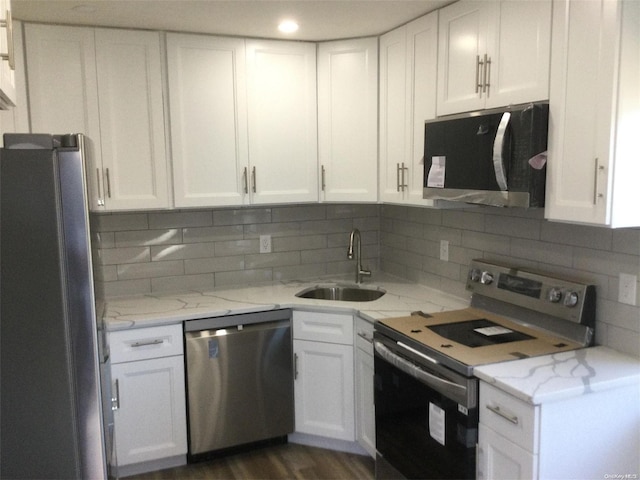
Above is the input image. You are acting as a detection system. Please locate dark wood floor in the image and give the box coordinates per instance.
[128,443,375,480]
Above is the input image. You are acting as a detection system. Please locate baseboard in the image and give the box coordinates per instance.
[112,454,186,478]
[288,432,369,457]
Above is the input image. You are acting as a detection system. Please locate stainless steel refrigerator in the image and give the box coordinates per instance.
[0,133,107,479]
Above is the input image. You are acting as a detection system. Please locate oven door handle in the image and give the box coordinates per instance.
[374,340,467,401]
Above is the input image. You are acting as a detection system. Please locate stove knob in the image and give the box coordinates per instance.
[564,291,579,307]
[548,287,563,303]
[469,269,482,282]
[480,271,494,285]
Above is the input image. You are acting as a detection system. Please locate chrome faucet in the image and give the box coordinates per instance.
[347,228,371,284]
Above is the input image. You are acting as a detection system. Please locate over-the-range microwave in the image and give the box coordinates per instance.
[423,103,549,208]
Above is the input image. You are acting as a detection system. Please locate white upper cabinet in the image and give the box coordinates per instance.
[25,25,169,211]
[94,29,169,211]
[0,0,16,109]
[26,25,102,156]
[317,38,378,203]
[245,40,318,204]
[545,0,640,228]
[437,0,551,116]
[379,12,439,205]
[166,33,249,207]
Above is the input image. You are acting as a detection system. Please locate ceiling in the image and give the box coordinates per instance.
[11,0,453,41]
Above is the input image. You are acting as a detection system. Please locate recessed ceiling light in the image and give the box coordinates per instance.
[278,20,299,34]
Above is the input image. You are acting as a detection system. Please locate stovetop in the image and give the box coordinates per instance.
[375,259,596,376]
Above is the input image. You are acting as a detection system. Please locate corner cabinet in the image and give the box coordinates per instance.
[292,311,355,442]
[25,24,170,211]
[108,324,187,477]
[245,40,318,205]
[166,33,249,208]
[317,38,378,203]
[379,12,439,205]
[437,0,551,116]
[545,0,640,228]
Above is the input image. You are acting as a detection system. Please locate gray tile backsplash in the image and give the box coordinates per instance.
[92,203,640,357]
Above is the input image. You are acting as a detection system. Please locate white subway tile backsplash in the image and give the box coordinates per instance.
[92,204,639,357]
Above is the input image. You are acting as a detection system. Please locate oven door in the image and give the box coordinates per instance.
[373,335,478,480]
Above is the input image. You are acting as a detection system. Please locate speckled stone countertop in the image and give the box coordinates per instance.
[104,274,470,331]
[474,346,640,405]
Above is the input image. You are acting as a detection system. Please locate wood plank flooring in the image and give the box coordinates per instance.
[128,443,375,480]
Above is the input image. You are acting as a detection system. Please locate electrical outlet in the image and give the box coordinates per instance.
[259,235,272,254]
[619,273,637,306]
[440,240,449,262]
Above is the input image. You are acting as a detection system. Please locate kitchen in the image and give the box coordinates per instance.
[0,0,638,479]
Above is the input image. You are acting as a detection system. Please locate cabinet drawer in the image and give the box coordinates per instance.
[293,311,353,345]
[355,317,374,354]
[479,383,539,453]
[109,324,183,364]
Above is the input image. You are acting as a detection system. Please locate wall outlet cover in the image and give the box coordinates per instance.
[618,273,637,306]
[260,235,272,254]
[440,240,449,262]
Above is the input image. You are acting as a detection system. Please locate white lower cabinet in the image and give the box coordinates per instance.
[108,324,187,476]
[477,380,640,479]
[292,311,355,442]
[354,317,375,457]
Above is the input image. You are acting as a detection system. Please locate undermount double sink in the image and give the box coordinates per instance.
[295,285,386,302]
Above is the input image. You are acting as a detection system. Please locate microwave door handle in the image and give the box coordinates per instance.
[492,112,510,191]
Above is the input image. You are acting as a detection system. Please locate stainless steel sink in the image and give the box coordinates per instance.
[295,285,386,302]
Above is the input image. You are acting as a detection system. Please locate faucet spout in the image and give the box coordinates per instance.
[347,228,371,284]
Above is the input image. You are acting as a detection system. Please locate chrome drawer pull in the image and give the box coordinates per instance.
[131,339,164,348]
[486,404,519,425]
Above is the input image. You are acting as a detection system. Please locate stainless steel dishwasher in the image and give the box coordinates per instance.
[184,309,294,458]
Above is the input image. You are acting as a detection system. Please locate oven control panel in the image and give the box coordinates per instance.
[466,259,595,327]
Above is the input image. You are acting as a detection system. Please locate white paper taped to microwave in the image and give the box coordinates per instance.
[429,402,446,446]
[427,156,446,188]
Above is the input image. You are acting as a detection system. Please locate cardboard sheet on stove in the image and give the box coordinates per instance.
[379,308,583,366]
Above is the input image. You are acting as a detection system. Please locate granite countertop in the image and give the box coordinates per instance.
[474,346,640,405]
[104,274,470,331]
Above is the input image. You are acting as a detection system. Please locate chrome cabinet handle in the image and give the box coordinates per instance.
[475,55,484,94]
[243,167,248,194]
[251,166,256,193]
[0,10,14,70]
[105,168,112,198]
[131,338,164,348]
[321,165,326,191]
[111,379,120,411]
[593,158,604,204]
[483,54,491,94]
[294,353,298,380]
[486,404,519,425]
[96,168,104,206]
[400,162,408,192]
[396,163,400,192]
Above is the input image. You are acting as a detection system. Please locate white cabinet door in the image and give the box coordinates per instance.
[167,34,249,207]
[25,24,102,161]
[437,0,551,116]
[95,28,169,211]
[379,26,408,203]
[355,346,375,457]
[380,12,439,205]
[0,0,16,108]
[485,0,551,109]
[317,38,378,203]
[545,0,640,227]
[246,40,318,204]
[437,1,493,115]
[477,424,537,480]
[293,339,355,441]
[111,355,187,466]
